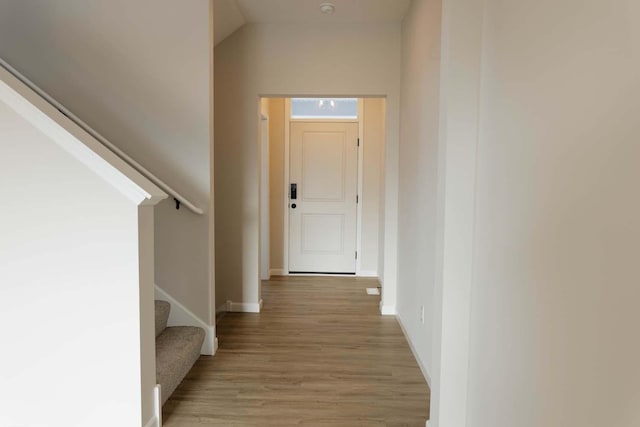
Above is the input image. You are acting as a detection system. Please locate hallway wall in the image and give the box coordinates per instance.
[361,98,385,275]
[465,1,640,426]
[0,99,147,427]
[214,23,401,309]
[397,0,442,387]
[268,98,286,273]
[0,0,215,322]
[401,1,640,426]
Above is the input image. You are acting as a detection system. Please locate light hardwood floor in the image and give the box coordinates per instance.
[163,276,430,426]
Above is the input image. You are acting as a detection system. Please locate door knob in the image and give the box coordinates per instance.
[291,203,297,209]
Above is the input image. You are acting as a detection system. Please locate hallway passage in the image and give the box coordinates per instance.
[163,276,430,426]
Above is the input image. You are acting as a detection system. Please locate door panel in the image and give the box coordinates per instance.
[302,214,345,253]
[302,134,345,201]
[289,122,358,273]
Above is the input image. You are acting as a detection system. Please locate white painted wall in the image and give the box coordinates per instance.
[268,98,286,274]
[397,0,442,389]
[432,0,484,425]
[260,98,270,281]
[377,100,387,285]
[0,63,166,427]
[0,99,150,426]
[414,0,640,425]
[360,98,385,275]
[0,0,215,323]
[215,23,401,308]
[464,1,640,426]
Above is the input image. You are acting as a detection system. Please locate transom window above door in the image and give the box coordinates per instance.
[291,98,358,119]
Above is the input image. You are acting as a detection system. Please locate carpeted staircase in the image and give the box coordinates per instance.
[155,300,205,405]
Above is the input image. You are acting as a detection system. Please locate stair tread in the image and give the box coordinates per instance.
[155,300,170,338]
[156,326,205,405]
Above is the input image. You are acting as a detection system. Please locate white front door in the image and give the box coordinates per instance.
[289,121,359,273]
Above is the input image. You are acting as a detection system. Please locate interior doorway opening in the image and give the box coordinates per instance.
[259,97,387,281]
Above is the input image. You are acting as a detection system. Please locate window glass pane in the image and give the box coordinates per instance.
[291,98,358,119]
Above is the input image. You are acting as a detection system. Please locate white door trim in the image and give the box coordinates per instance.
[355,98,364,275]
[282,98,365,276]
[260,113,270,281]
[283,99,292,275]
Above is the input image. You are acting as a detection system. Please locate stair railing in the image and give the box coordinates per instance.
[0,57,204,215]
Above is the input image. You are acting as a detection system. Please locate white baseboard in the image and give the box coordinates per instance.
[396,313,432,387]
[380,304,396,316]
[288,273,358,277]
[269,268,286,276]
[143,384,162,427]
[357,270,378,277]
[216,303,227,316]
[154,285,217,356]
[426,421,431,427]
[226,299,263,313]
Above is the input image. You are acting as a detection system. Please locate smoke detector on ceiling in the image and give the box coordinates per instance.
[320,3,336,15]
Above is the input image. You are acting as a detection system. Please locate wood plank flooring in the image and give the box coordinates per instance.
[163,276,430,426]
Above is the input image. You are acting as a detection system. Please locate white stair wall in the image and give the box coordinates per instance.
[0,64,166,427]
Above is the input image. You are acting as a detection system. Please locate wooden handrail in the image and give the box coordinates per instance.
[0,57,204,215]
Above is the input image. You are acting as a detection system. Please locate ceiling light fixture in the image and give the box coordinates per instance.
[320,3,336,15]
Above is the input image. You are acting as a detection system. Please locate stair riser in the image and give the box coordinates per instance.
[155,301,171,337]
[155,326,205,405]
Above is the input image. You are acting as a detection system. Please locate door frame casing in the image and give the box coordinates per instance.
[282,98,365,276]
[259,112,270,280]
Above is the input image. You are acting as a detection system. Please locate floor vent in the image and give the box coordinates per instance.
[366,288,380,296]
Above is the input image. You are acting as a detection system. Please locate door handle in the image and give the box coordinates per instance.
[290,183,297,200]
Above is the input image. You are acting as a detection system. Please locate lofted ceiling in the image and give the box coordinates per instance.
[214,0,411,45]
[214,0,247,46]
